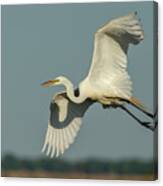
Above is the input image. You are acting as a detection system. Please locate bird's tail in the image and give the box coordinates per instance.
[130,97,146,111]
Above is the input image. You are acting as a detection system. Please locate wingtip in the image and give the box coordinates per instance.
[41,148,45,153]
[50,153,54,159]
[41,144,46,153]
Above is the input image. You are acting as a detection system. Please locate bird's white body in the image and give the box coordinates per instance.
[42,12,145,157]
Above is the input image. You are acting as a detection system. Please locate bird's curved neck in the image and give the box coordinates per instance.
[63,79,86,103]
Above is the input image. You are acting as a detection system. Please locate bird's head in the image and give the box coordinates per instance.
[41,76,67,87]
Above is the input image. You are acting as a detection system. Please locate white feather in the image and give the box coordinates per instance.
[46,128,53,156]
[62,128,69,149]
[83,12,144,102]
[50,128,56,158]
[60,131,65,154]
[41,126,49,153]
[55,129,60,157]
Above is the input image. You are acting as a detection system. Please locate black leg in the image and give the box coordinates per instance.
[105,96,155,119]
[127,101,154,119]
[119,105,155,131]
[153,107,158,129]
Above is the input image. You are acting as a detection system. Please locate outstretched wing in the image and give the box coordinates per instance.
[42,91,93,158]
[87,12,144,99]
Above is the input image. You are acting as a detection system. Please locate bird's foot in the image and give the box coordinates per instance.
[141,121,156,131]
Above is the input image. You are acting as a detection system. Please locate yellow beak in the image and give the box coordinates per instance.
[41,79,60,87]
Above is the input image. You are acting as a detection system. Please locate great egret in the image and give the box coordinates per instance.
[41,12,155,158]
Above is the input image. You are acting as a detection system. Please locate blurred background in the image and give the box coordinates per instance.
[1,2,157,180]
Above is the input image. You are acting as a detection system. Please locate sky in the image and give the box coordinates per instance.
[1,1,157,161]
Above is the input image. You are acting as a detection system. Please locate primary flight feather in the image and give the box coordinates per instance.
[41,12,154,158]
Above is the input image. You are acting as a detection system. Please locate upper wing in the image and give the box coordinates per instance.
[87,12,144,99]
[42,91,93,158]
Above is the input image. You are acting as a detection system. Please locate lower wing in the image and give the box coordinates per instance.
[42,92,93,158]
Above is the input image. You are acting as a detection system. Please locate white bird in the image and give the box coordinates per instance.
[41,12,155,158]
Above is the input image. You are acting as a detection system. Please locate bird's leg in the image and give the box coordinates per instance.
[119,105,155,131]
[123,98,158,129]
[127,100,154,119]
[105,96,155,119]
[104,96,157,130]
